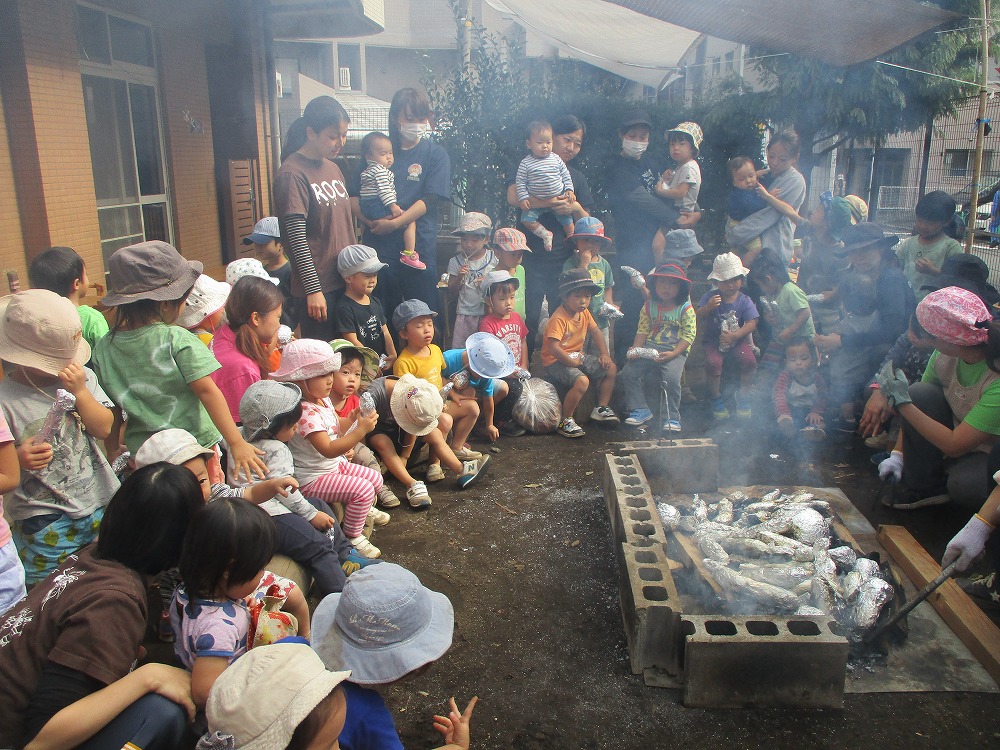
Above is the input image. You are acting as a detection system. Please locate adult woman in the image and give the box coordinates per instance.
[876,286,1000,511]
[0,464,203,750]
[274,95,354,339]
[353,88,451,316]
[505,115,592,355]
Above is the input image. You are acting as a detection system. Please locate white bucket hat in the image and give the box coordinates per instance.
[226,257,279,287]
[270,339,341,381]
[464,332,516,379]
[708,252,751,282]
[176,274,231,329]
[389,373,443,436]
[134,428,215,469]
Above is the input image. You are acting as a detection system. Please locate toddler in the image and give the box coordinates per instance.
[491,227,530,318]
[243,215,298,328]
[444,333,516,442]
[621,263,697,432]
[696,252,759,421]
[176,274,231,346]
[726,156,803,261]
[895,190,962,301]
[829,273,882,431]
[750,247,815,377]
[480,270,529,436]
[447,212,497,347]
[516,120,575,251]
[773,337,827,441]
[358,131,423,269]
[333,244,397,371]
[562,217,616,350]
[652,122,703,257]
[28,245,108,355]
[0,290,118,584]
[541,268,619,438]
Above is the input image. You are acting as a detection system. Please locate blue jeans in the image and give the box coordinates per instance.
[522,207,574,226]
[273,498,351,596]
[75,693,187,750]
[621,355,686,422]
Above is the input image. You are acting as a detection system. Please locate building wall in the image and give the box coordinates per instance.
[0,86,27,288]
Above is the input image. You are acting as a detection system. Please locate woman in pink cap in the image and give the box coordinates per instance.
[875,286,1000,511]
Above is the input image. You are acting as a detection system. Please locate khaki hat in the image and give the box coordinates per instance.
[134,428,215,469]
[329,338,380,384]
[0,290,90,375]
[101,241,202,307]
[389,373,443,436]
[452,212,492,236]
[176,274,231,329]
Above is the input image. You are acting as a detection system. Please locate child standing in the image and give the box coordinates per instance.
[621,263,697,432]
[491,227,530,318]
[541,268,619,438]
[358,131,423,269]
[333,244,397,372]
[243,216,297,329]
[562,217,616,350]
[652,122,703,256]
[271,339,384,559]
[92,241,267,483]
[28,246,108,355]
[895,190,962,301]
[696,252,759,421]
[516,120,576,251]
[751,247,815,376]
[447,212,497,348]
[479,270,529,436]
[773,337,828,441]
[176,274,231,346]
[0,290,119,584]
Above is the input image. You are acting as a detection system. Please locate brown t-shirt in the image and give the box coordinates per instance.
[0,546,147,746]
[274,152,354,297]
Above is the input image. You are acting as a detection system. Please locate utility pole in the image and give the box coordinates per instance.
[965,0,990,252]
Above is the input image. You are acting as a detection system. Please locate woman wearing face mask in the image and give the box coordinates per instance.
[351,88,451,317]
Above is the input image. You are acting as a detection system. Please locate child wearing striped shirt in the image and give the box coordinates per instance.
[359,131,423,270]
[516,120,575,252]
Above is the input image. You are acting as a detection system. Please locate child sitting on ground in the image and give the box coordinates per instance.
[444,333,516,443]
[652,122,702,257]
[365,373,491,509]
[244,215,297,328]
[516,120,576,251]
[773,337,827,442]
[621,263,696,432]
[176,274,231,346]
[492,227,530,318]
[358,131,423,270]
[894,190,962,302]
[271,339,386,559]
[562,217,617,351]
[28,245,108,355]
[333,244,397,373]
[541,269,619,438]
[750,247,815,379]
[448,212,497,347]
[0,290,118,585]
[480,270,530,437]
[828,273,881,432]
[696,252,759,421]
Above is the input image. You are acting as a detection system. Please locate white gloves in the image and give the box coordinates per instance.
[942,515,994,572]
[878,450,904,483]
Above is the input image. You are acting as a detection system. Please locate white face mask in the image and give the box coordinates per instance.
[399,122,430,143]
[622,138,648,158]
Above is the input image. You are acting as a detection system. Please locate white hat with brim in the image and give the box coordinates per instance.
[270,339,341,382]
[0,291,90,375]
[389,373,443,436]
[134,428,215,469]
[176,275,231,329]
[707,252,751,282]
[465,332,516,379]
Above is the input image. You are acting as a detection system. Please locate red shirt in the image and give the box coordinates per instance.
[334,393,360,418]
[479,312,528,367]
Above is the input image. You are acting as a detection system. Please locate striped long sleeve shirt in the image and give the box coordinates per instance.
[515,152,573,202]
[360,163,398,208]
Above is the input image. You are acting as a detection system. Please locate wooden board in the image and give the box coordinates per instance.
[670,530,732,602]
[877,524,1000,683]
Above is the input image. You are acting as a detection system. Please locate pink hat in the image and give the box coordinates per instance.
[270,339,341,381]
[916,286,992,346]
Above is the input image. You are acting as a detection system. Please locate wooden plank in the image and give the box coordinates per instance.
[670,530,732,602]
[877,524,1000,684]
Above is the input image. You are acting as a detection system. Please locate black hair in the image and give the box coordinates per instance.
[281,96,351,162]
[915,190,956,225]
[768,131,801,159]
[551,115,586,139]
[388,88,434,151]
[749,247,791,285]
[29,246,84,297]
[784,336,816,358]
[338,349,364,370]
[361,131,391,159]
[526,119,551,139]
[839,273,878,317]
[908,311,931,341]
[179,497,276,600]
[487,280,518,299]
[227,276,285,373]
[262,400,303,439]
[108,284,194,339]
[727,156,754,179]
[95,463,203,575]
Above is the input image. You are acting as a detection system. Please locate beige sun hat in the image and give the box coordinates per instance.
[0,290,90,375]
[389,373,443,436]
[176,274,231,329]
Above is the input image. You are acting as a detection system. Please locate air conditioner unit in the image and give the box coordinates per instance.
[339,67,351,89]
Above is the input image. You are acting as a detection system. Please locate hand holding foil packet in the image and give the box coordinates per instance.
[37,389,76,444]
[627,347,660,361]
[359,391,376,417]
[620,266,646,289]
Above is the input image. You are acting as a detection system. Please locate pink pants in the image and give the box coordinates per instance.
[703,339,757,378]
[301,462,383,538]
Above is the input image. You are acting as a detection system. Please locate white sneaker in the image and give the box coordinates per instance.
[453,447,483,461]
[349,535,381,559]
[376,485,400,508]
[425,463,446,482]
[367,506,390,526]
[406,480,432,509]
[590,405,619,423]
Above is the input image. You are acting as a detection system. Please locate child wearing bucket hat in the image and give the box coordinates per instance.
[621,263,696,432]
[176,274,231,345]
[480,270,530,436]
[562,217,617,348]
[364,373,492,508]
[491,227,530,318]
[515,120,577,252]
[443,332,517,442]
[541,269,619,438]
[93,241,268,485]
[697,252,759,421]
[311,563,478,750]
[448,212,498,348]
[0,289,119,584]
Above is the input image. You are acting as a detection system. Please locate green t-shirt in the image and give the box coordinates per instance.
[895,234,962,301]
[561,255,615,329]
[92,322,222,453]
[77,304,109,354]
[922,351,1000,434]
[775,281,815,340]
[512,264,526,319]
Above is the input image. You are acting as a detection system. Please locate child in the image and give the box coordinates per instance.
[365,373,491,509]
[226,256,278,288]
[0,412,22,615]
[652,122,703,257]
[92,241,267,483]
[243,215,297,328]
[358,131,423,269]
[333,244,398,372]
[0,289,119,584]
[271,339,385,558]
[479,271,529,437]
[621,263,697,432]
[751,247,815,376]
[895,190,962,301]
[445,333,515,442]
[828,273,881,431]
[312,563,478,750]
[562,217,616,350]
[447,212,497,347]
[491,226,530,318]
[28,245,109,354]
[696,252,759,421]
[176,274,231,345]
[541,268,619,438]
[393,299,483,476]
[171,497,309,708]
[726,156,771,258]
[210,275,285,421]
[773,337,827,441]
[515,120,576,251]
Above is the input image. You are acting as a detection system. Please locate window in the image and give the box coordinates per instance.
[711,57,721,76]
[725,52,735,72]
[944,149,971,177]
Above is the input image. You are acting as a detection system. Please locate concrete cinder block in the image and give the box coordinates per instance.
[609,438,719,494]
[602,453,665,551]
[682,615,848,708]
[619,543,683,681]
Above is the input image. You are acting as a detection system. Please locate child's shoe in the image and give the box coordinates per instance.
[710,396,730,420]
[425,463,446,483]
[158,610,174,643]
[735,393,752,420]
[539,228,554,251]
[453,446,483,461]
[663,419,682,433]
[406,480,432,510]
[590,405,619,423]
[376,484,400,508]
[499,419,527,437]
[367,506,391,527]
[558,417,585,438]
[400,251,426,270]
[800,425,826,442]
[457,455,491,489]
[342,550,383,576]
[349,535,381,559]
[625,408,653,426]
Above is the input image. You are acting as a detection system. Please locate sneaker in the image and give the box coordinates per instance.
[831,417,858,435]
[558,417,585,438]
[342,550,383,576]
[799,425,826,442]
[590,405,619,423]
[864,431,896,451]
[711,396,729,421]
[406,480,432,510]
[367,506,391,527]
[400,252,426,270]
[663,419,682,432]
[881,486,950,510]
[457,454,491,489]
[158,610,174,643]
[539,228,554,251]
[625,408,653,426]
[499,420,527,437]
[959,572,1000,603]
[425,463,446,482]
[453,447,483,461]
[349,535,381,559]
[735,394,752,420]
[377,485,400,508]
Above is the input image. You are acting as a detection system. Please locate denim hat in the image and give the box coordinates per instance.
[452,212,492,236]
[337,244,388,277]
[662,229,704,258]
[0,290,90,375]
[102,241,202,306]
[270,339,341,381]
[176,274,231,329]
[242,216,281,245]
[226,258,279,287]
[392,299,437,332]
[311,563,454,684]
[492,227,531,253]
[566,216,612,247]
[134,428,214,469]
[558,268,600,298]
[465,331,516,379]
[240,381,303,442]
